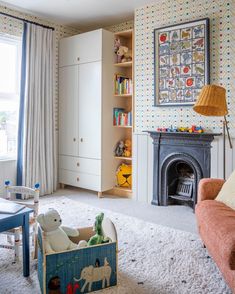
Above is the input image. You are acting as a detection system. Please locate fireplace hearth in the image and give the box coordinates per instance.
[148,131,220,209]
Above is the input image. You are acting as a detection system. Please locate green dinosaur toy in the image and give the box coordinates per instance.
[88,213,107,246]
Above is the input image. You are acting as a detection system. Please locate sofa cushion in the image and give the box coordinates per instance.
[216,169,235,209]
[196,200,235,270]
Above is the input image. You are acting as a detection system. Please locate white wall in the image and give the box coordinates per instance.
[133,133,234,203]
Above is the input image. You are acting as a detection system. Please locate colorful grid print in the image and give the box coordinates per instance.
[155,18,209,106]
[135,0,234,134]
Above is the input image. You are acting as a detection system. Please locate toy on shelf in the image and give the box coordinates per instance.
[123,139,132,157]
[37,209,87,253]
[114,140,125,157]
[116,163,132,188]
[189,125,204,133]
[117,46,132,63]
[157,127,168,132]
[178,126,189,132]
[114,38,121,63]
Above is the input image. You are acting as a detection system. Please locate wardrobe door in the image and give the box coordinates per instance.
[78,61,101,159]
[59,30,102,67]
[59,66,79,156]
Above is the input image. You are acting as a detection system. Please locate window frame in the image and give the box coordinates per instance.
[0,33,22,160]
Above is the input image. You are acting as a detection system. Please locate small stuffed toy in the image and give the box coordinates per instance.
[37,209,87,253]
[88,213,108,246]
[117,46,132,63]
[114,38,122,63]
[116,163,132,188]
[114,140,125,157]
[124,139,132,157]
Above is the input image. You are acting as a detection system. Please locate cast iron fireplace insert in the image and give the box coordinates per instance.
[147,131,220,209]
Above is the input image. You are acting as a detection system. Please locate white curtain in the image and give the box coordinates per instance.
[22,23,57,195]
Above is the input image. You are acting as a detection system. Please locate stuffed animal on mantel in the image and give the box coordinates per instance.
[37,209,87,253]
[117,46,132,63]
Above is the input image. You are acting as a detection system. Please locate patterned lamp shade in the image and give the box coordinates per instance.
[193,85,228,116]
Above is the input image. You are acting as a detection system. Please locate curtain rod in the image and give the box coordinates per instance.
[0,11,55,31]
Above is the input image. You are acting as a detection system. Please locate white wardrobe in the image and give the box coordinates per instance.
[59,29,116,196]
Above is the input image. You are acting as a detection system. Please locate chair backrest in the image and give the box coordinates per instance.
[5,181,40,217]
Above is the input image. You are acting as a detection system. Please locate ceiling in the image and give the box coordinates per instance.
[0,0,155,29]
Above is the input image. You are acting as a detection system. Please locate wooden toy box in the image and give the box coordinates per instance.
[37,226,117,293]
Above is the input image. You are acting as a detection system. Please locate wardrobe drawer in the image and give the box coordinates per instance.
[59,169,101,191]
[59,155,101,175]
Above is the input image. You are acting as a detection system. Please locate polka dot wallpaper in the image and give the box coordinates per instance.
[134,0,234,135]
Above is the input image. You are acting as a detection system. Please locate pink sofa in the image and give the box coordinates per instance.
[196,178,235,292]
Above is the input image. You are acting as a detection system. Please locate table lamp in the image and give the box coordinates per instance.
[193,84,232,179]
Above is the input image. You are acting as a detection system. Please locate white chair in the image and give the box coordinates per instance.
[0,181,40,262]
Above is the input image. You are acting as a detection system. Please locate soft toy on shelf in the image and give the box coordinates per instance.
[116,163,132,188]
[114,38,122,63]
[37,209,87,253]
[114,140,125,157]
[124,139,132,157]
[117,46,132,63]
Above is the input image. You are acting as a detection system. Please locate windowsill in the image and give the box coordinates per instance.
[0,157,16,162]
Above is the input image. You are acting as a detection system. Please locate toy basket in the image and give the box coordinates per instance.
[37,226,118,293]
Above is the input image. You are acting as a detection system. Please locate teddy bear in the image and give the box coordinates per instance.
[117,46,132,63]
[123,139,132,157]
[37,209,87,253]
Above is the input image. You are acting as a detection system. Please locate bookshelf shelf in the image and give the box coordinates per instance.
[114,186,132,193]
[113,125,132,128]
[114,156,132,161]
[114,61,132,68]
[114,94,132,97]
[114,29,132,38]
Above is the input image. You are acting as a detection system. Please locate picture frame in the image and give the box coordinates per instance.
[154,18,210,106]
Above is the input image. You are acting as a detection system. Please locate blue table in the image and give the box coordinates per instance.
[0,207,33,277]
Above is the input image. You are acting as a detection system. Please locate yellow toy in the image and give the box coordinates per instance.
[116,163,132,188]
[124,139,132,157]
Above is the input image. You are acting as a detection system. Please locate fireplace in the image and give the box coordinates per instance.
[148,131,220,208]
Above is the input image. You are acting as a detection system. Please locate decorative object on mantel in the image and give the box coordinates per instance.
[193,84,233,179]
[157,125,204,133]
[154,18,210,106]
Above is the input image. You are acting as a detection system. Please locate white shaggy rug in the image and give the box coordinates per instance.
[0,196,231,294]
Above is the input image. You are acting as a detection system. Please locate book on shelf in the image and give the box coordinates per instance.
[114,74,132,95]
[0,198,25,214]
[113,108,132,126]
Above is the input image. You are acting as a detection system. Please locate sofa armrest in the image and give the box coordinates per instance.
[197,178,225,202]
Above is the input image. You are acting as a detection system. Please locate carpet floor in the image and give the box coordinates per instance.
[0,196,231,294]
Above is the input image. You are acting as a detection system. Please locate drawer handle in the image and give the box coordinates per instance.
[77,57,80,61]
[77,177,79,181]
[80,138,83,142]
[73,138,76,142]
[77,162,80,167]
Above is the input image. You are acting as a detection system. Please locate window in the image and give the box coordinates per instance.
[0,35,21,159]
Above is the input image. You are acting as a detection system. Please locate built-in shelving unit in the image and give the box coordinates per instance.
[114,61,132,67]
[112,29,134,198]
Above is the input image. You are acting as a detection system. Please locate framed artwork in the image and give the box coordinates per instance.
[154,18,210,106]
